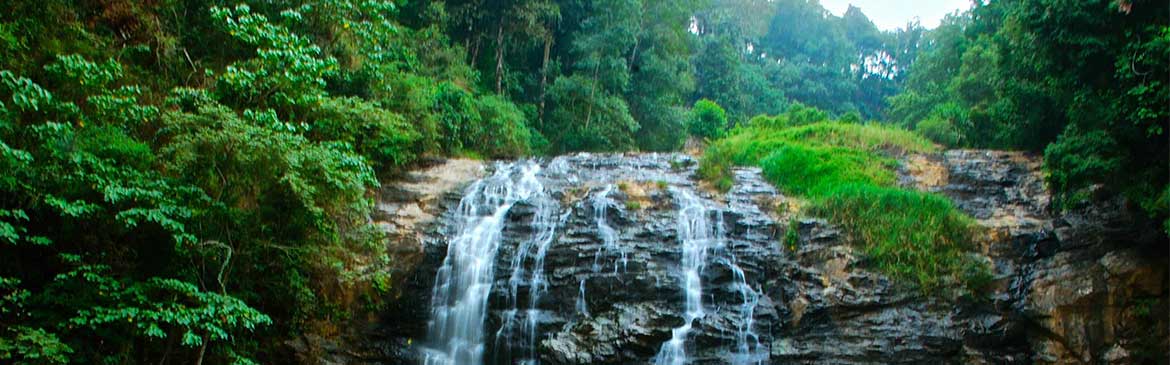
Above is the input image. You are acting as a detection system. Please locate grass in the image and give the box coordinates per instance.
[810,184,983,290]
[700,117,986,293]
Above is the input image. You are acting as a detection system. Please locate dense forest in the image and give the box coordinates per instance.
[1,0,1165,363]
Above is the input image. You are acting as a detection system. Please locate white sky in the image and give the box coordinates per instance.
[820,0,973,31]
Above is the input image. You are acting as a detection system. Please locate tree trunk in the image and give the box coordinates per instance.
[495,21,505,94]
[538,33,553,126]
[194,337,208,365]
[628,35,640,73]
[629,5,645,74]
[585,63,599,129]
[471,36,482,66]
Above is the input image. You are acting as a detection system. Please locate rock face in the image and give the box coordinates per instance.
[321,150,1165,365]
[899,150,1168,364]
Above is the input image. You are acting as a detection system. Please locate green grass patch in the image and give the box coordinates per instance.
[758,144,897,196]
[810,184,985,290]
[700,114,985,293]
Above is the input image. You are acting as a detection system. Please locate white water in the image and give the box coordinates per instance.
[422,162,544,365]
[722,250,766,365]
[654,188,719,365]
[576,279,589,317]
[590,184,626,273]
[494,178,563,365]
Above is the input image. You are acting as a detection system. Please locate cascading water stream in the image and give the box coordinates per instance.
[422,162,544,365]
[494,189,565,365]
[720,250,766,365]
[654,188,719,365]
[575,279,589,317]
[590,184,626,273]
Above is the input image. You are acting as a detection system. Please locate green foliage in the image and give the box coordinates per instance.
[745,103,830,129]
[687,99,727,139]
[0,326,71,365]
[210,4,338,109]
[691,0,923,121]
[1043,126,1121,209]
[782,219,799,252]
[430,81,480,153]
[544,75,638,153]
[915,116,961,147]
[59,265,271,348]
[472,94,532,158]
[697,143,734,192]
[702,120,934,177]
[309,96,420,171]
[161,103,376,224]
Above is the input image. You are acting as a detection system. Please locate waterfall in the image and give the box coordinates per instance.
[654,188,719,365]
[590,184,626,273]
[575,279,589,317]
[723,250,765,365]
[413,154,779,365]
[494,190,565,365]
[422,162,545,365]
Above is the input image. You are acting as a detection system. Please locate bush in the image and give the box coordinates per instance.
[915,116,962,146]
[839,111,862,124]
[309,97,421,173]
[698,143,734,192]
[687,99,727,139]
[471,94,531,158]
[1043,125,1121,209]
[743,103,834,130]
[431,81,481,153]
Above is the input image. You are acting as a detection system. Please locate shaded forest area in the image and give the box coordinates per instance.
[0,0,1165,363]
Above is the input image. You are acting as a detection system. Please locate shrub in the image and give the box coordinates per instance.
[784,102,830,127]
[309,96,421,173]
[839,111,862,124]
[1043,125,1121,209]
[431,81,480,154]
[915,116,962,146]
[687,99,727,139]
[697,143,734,192]
[471,94,531,158]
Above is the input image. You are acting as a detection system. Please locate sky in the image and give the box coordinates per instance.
[820,0,973,31]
